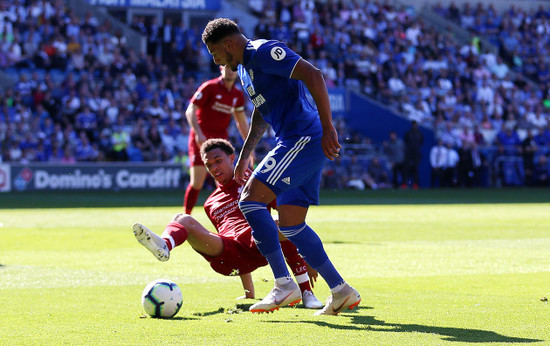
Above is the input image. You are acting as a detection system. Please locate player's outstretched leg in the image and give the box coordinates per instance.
[314,283,361,316]
[249,280,302,314]
[133,223,170,262]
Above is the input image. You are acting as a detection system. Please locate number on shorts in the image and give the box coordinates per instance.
[260,157,277,173]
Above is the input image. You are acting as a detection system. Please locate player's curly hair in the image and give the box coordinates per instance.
[200,138,235,158]
[202,18,241,44]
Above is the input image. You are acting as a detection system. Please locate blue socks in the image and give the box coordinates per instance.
[239,201,344,289]
[279,222,344,289]
[239,201,290,279]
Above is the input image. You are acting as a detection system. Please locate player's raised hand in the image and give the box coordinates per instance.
[322,124,341,161]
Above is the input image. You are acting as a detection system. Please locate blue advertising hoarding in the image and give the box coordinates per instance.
[1,163,184,192]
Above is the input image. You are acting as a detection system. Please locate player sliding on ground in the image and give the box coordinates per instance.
[201,18,361,315]
[133,138,323,310]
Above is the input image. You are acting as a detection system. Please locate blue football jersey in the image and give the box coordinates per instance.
[238,39,323,141]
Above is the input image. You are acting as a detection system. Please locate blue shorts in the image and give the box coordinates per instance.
[252,135,325,207]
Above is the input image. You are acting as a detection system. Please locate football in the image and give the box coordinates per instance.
[141,279,183,318]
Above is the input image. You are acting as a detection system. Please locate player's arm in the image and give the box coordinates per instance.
[238,273,255,299]
[234,107,268,184]
[234,108,255,165]
[291,59,341,161]
[233,108,249,141]
[185,103,207,147]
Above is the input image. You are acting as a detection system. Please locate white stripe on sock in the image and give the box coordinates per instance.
[164,235,175,250]
[294,273,309,284]
[275,276,293,285]
[330,281,347,293]
[279,224,307,238]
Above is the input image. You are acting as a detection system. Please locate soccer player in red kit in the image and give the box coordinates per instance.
[133,138,323,309]
[184,66,249,214]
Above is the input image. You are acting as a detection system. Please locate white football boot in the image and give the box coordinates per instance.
[133,223,170,262]
[302,290,324,309]
[250,280,302,313]
[314,284,361,316]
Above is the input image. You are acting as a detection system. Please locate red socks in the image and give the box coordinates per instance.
[280,240,313,293]
[161,222,188,250]
[183,185,200,214]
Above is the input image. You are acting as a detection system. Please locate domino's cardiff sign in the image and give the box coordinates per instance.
[87,0,220,10]
[4,163,183,191]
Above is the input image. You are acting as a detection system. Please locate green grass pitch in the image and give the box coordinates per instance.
[0,189,549,345]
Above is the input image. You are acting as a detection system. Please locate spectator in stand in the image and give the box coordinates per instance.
[522,129,538,186]
[495,124,521,155]
[535,124,550,156]
[367,157,390,189]
[111,124,130,161]
[429,138,447,188]
[443,141,460,187]
[383,131,406,189]
[533,155,549,186]
[459,142,486,187]
[75,105,97,139]
[75,131,98,162]
[345,155,367,191]
[61,144,76,164]
[403,121,424,189]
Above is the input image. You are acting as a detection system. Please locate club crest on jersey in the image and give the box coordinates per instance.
[270,46,286,61]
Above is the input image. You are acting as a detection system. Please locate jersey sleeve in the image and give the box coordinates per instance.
[256,41,301,79]
[190,81,211,108]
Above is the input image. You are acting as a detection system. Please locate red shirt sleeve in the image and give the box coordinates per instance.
[190,81,212,109]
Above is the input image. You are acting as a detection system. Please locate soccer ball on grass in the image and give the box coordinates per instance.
[141,279,183,318]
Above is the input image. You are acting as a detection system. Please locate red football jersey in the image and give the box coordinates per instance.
[189,76,245,137]
[203,176,276,246]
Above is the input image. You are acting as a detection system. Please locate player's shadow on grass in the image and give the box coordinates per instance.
[168,316,200,321]
[323,240,362,245]
[267,313,541,343]
[192,307,244,317]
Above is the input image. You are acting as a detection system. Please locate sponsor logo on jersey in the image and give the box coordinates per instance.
[270,46,286,61]
[282,177,291,185]
[212,101,234,114]
[251,94,266,108]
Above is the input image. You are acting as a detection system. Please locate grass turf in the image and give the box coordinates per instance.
[0,189,549,345]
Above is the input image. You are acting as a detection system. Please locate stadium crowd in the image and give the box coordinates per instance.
[0,0,549,188]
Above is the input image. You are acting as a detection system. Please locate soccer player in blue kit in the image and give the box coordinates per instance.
[201,18,361,315]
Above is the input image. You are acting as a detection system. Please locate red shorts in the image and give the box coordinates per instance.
[198,236,268,276]
[188,132,228,167]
